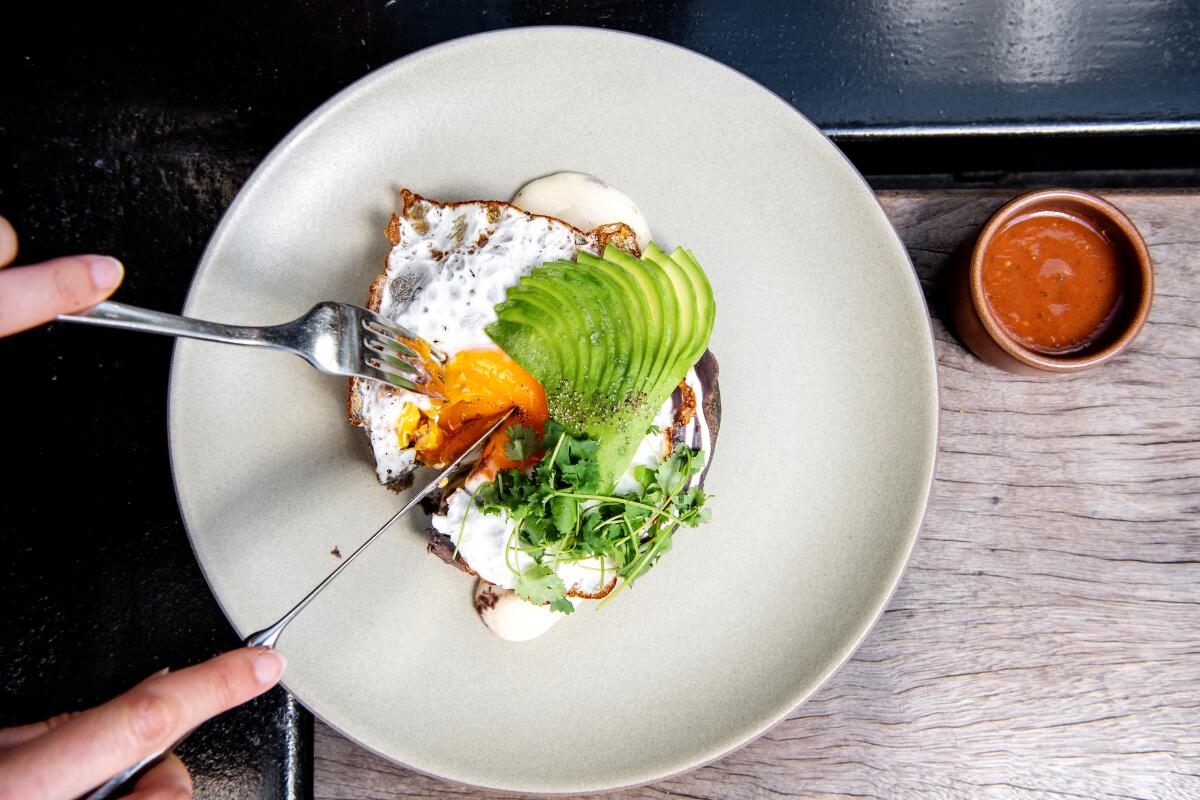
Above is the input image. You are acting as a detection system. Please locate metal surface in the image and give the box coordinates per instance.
[85,410,511,799]
[59,300,438,395]
[830,120,1200,140]
[783,0,1200,134]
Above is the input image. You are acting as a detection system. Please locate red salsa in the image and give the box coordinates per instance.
[982,210,1124,354]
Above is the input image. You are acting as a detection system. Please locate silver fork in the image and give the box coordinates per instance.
[58,300,443,397]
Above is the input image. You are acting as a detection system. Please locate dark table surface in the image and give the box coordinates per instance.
[3,3,1198,799]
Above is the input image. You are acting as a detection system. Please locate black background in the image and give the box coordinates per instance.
[2,2,1198,798]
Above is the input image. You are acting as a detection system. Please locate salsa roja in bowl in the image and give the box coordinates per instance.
[953,189,1153,375]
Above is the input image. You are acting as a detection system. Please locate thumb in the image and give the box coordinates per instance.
[0,254,124,337]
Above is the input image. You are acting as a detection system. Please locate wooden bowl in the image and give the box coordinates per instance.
[951,189,1154,375]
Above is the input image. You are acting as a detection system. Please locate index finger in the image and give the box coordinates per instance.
[0,254,124,337]
[0,647,286,800]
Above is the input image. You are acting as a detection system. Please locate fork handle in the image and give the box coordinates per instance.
[82,732,194,800]
[58,301,280,348]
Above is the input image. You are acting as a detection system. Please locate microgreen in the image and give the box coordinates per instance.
[474,422,710,614]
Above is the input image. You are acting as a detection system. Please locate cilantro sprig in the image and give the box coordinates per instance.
[474,422,711,614]
[503,424,541,463]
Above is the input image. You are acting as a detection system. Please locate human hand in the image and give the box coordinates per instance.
[0,214,125,337]
[0,647,286,800]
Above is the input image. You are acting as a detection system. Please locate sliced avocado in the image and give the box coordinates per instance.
[487,243,716,490]
[672,247,716,365]
[540,262,610,405]
[485,317,561,390]
[510,280,583,394]
[575,252,650,407]
[563,269,615,403]
[519,266,591,392]
[602,247,676,401]
[560,259,634,410]
[497,287,577,391]
[643,244,715,398]
[581,248,665,380]
[642,242,700,390]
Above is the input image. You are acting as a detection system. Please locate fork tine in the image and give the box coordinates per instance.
[365,350,422,379]
[363,358,447,399]
[363,308,419,342]
[363,338,436,384]
[362,310,449,364]
[360,363,424,394]
[362,323,447,372]
[367,355,446,399]
[362,324,421,360]
[361,318,418,355]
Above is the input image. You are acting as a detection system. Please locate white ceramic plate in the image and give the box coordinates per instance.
[169,27,938,793]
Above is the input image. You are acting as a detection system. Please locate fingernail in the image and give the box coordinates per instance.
[253,648,287,685]
[88,256,123,290]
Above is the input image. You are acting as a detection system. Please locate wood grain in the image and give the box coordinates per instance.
[314,190,1200,800]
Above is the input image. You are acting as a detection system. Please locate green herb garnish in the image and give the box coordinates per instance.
[474,421,711,613]
[512,563,574,614]
[503,423,541,463]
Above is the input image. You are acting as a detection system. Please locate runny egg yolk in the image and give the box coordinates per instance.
[394,348,548,475]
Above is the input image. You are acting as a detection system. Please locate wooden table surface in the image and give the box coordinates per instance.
[313,190,1200,800]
